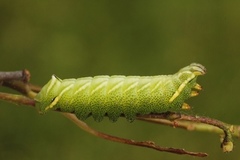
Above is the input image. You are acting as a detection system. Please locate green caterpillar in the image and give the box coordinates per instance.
[35,63,206,122]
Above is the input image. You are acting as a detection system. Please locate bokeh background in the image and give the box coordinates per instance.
[0,1,240,160]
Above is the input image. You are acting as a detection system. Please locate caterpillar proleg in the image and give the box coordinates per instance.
[35,63,206,122]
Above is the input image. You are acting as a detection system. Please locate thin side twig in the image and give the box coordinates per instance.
[137,113,234,152]
[0,92,35,106]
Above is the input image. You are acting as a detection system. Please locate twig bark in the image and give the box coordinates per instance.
[0,70,40,98]
[0,69,30,82]
[0,92,35,106]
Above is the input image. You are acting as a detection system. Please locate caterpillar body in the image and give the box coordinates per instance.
[35,63,206,122]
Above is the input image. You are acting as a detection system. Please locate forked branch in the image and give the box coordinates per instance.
[0,70,239,157]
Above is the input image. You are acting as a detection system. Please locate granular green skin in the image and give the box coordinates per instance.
[35,63,205,122]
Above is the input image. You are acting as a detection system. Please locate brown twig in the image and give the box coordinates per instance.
[0,92,35,106]
[0,70,40,98]
[0,69,30,82]
[137,113,234,152]
[63,113,208,157]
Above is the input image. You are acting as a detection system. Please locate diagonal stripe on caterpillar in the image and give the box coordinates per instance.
[35,63,206,122]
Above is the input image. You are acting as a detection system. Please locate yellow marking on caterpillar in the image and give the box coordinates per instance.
[45,84,74,111]
[46,75,60,94]
[169,74,195,102]
[138,83,151,92]
[107,81,124,94]
[91,81,108,94]
[45,96,60,111]
[74,81,91,95]
[124,82,138,93]
[151,80,163,92]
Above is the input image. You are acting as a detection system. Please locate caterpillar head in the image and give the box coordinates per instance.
[169,63,206,109]
[178,63,206,76]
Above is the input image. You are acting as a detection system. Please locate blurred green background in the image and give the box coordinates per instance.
[0,1,240,160]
